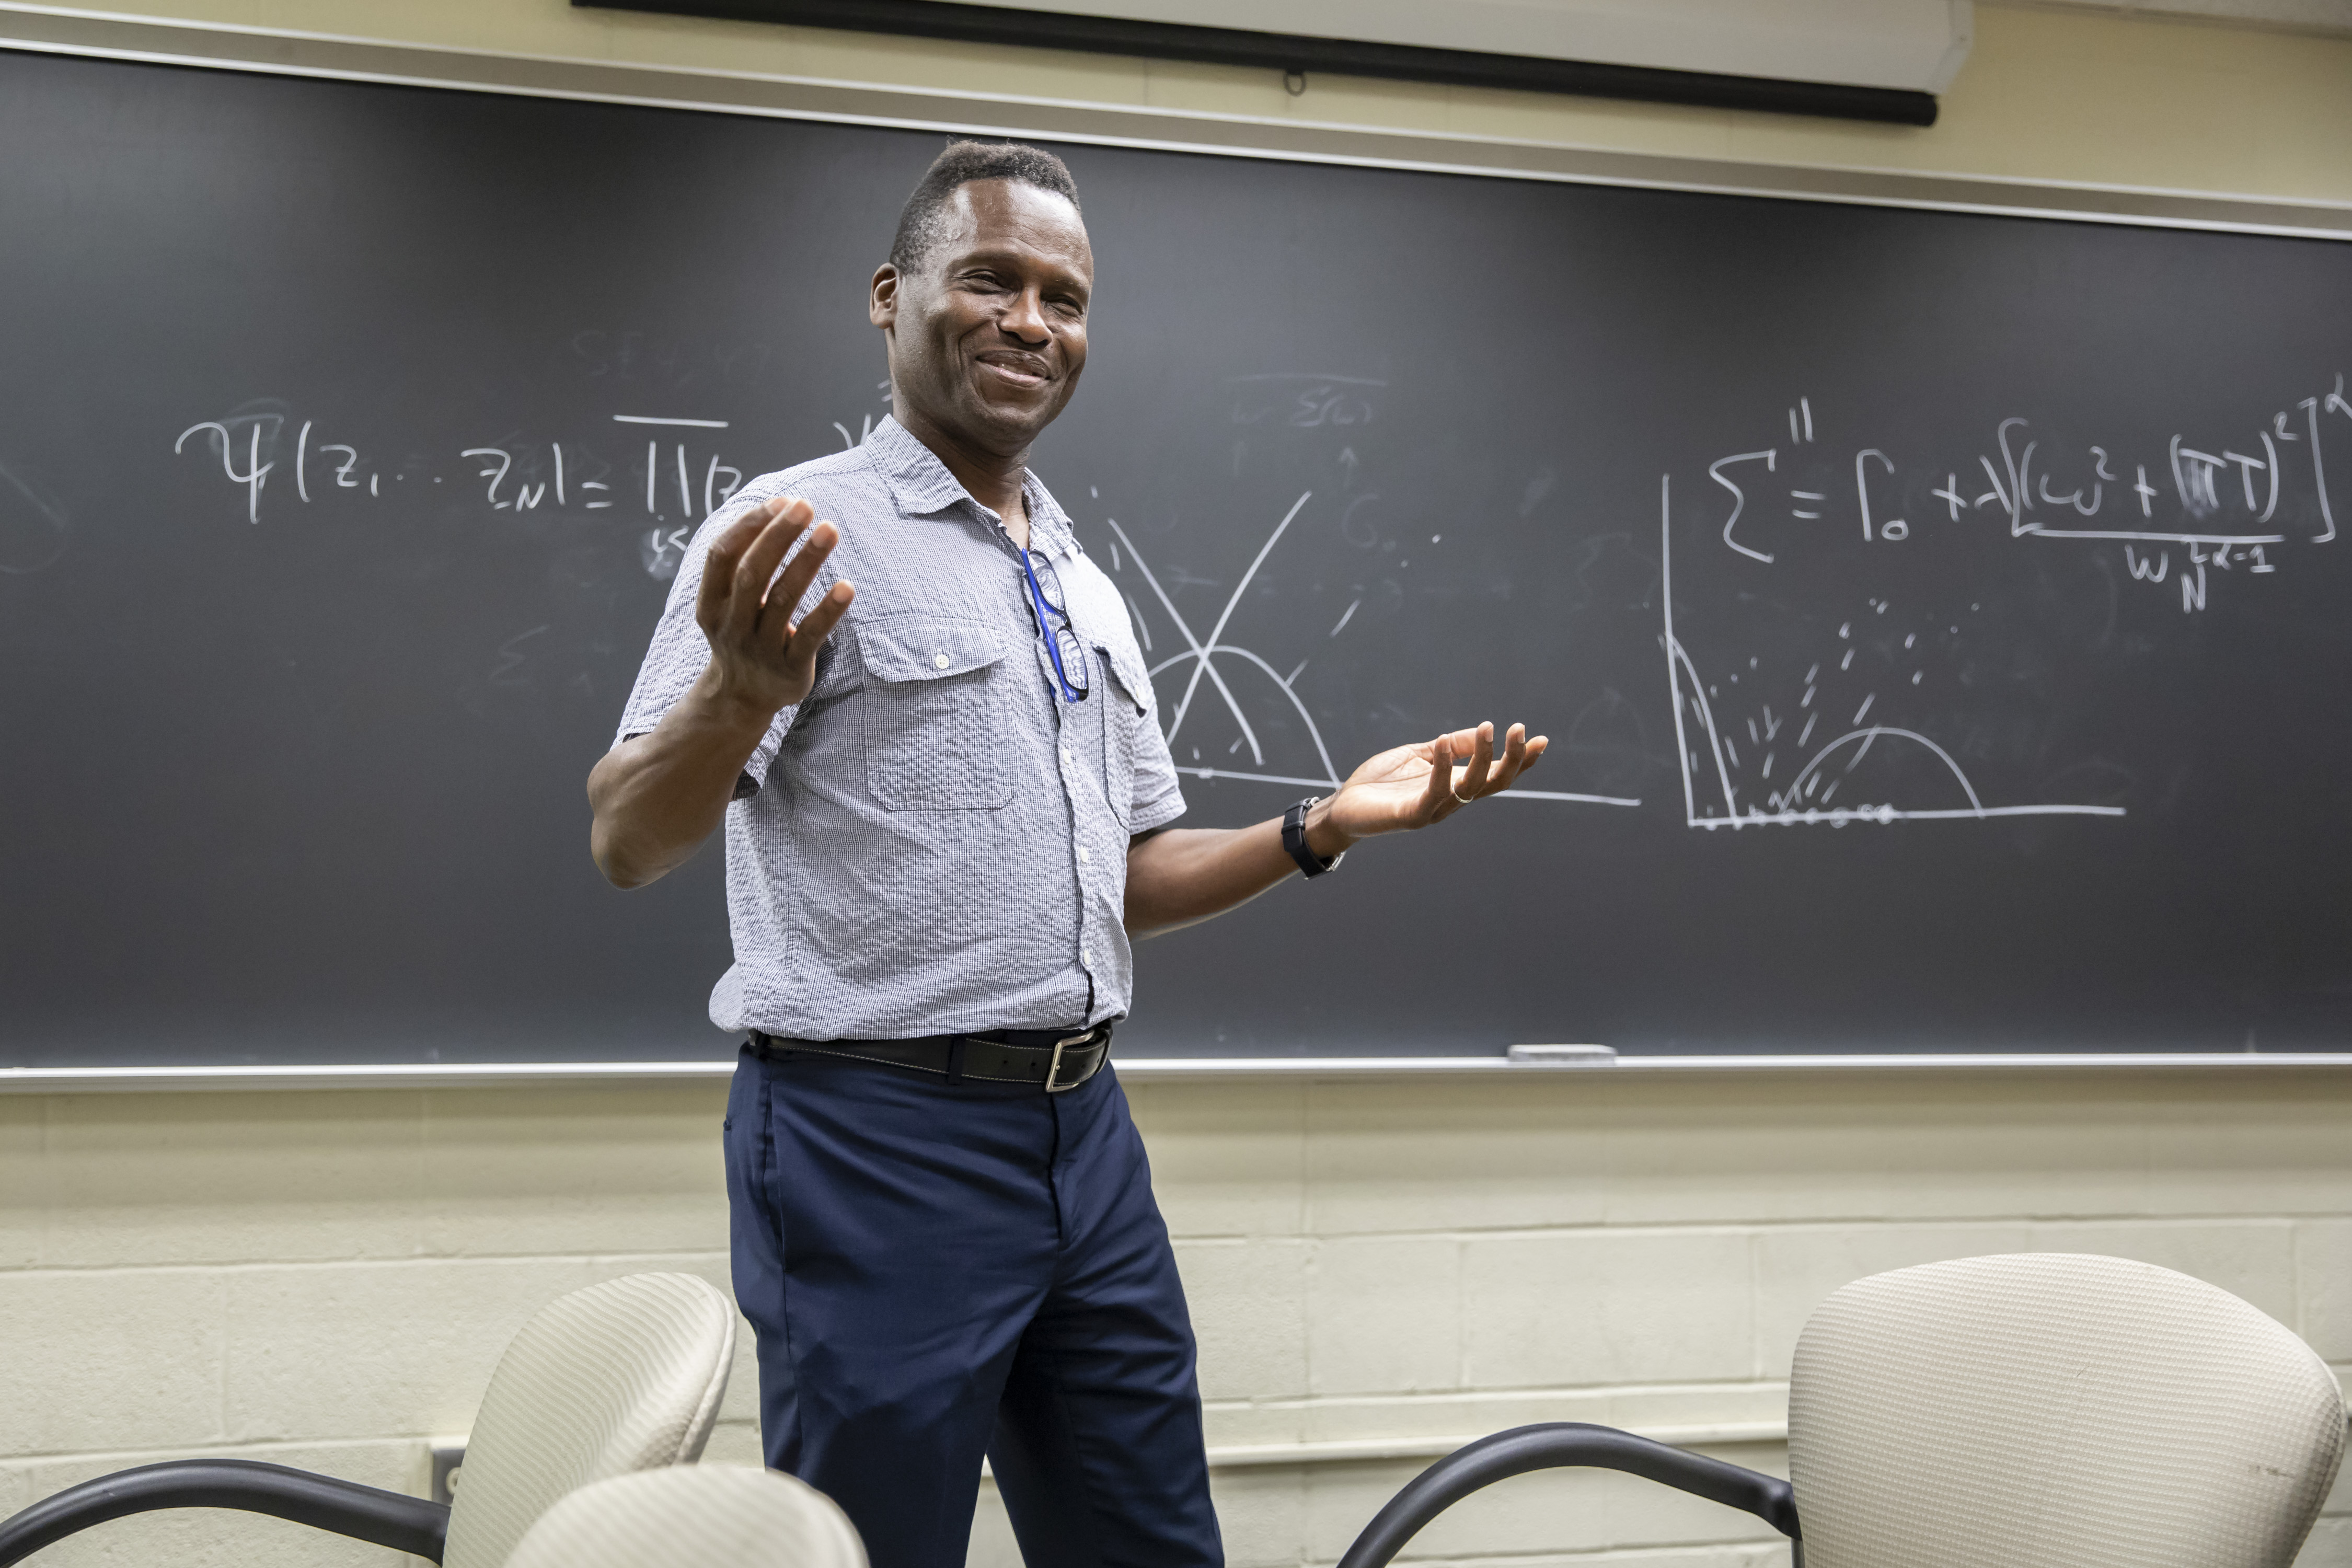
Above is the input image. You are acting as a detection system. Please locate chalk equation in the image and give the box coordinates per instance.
[171,404,753,580]
[1664,375,2349,830]
[1707,376,2346,613]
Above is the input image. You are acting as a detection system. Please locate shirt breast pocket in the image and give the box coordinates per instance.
[1097,641,1155,831]
[856,616,1011,811]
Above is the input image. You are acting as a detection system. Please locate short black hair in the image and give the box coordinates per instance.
[888,140,1081,272]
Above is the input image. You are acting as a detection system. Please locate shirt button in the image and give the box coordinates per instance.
[1077,845,1091,864]
[1080,944,1091,965]
[933,652,950,669]
[1059,746,1073,767]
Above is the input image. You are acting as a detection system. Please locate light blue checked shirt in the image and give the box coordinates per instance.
[615,417,1186,1040]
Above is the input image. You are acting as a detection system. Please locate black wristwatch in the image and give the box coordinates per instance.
[1282,796,1346,879]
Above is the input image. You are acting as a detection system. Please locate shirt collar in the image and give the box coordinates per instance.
[864,413,1078,560]
[865,414,969,516]
[1020,473,1078,560]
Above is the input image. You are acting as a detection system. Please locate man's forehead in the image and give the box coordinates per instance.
[936,180,1091,268]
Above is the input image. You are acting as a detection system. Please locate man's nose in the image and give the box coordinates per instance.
[999,287,1051,345]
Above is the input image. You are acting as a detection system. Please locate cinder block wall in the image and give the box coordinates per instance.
[3,1069,2349,1566]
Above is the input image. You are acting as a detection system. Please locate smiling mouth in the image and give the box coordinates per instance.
[976,356,1051,389]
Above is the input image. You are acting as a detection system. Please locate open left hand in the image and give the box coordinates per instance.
[1317,721,1550,851]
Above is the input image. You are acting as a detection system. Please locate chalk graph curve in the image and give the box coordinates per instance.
[1104,501,1638,808]
[1669,638,1744,820]
[1775,727,1987,817]
[1149,641,1343,786]
[1661,472,2124,829]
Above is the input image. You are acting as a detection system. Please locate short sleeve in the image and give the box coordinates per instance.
[1061,549,1187,836]
[1130,711,1187,833]
[611,484,828,795]
[1103,626,1184,834]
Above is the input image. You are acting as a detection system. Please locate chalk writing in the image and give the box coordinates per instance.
[1703,380,2344,613]
[170,408,750,578]
[1661,374,2349,829]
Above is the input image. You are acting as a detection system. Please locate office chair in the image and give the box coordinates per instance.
[0,1271,737,1566]
[505,1465,866,1568]
[1340,1253,2348,1568]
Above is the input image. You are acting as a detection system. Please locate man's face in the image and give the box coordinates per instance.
[872,178,1093,455]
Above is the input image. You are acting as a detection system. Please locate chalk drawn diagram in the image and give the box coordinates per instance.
[1663,377,2349,828]
[1663,487,2124,828]
[1100,497,1640,807]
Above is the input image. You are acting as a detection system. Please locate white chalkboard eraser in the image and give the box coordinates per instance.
[1505,1044,1618,1065]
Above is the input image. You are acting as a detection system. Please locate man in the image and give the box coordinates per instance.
[589,141,1548,1568]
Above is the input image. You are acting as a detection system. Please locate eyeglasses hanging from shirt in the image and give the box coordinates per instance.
[1020,548,1090,704]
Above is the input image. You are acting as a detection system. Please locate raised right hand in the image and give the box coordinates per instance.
[695,495,856,719]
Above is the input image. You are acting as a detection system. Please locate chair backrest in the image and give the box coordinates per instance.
[442,1272,737,1568]
[1789,1252,2347,1568]
[503,1466,867,1568]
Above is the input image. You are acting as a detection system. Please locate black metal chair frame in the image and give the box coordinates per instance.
[1,1421,1792,1567]
[0,1458,448,1565]
[1337,1423,1803,1568]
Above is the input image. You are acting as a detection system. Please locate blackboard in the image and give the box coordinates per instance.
[3,47,2348,1066]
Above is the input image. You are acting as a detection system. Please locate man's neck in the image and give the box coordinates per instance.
[895,406,1031,547]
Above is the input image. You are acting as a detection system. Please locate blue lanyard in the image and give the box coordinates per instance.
[1021,547,1089,704]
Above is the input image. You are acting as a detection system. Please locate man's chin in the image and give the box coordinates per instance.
[951,390,1063,447]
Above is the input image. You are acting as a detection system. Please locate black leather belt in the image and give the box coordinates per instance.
[748,1023,1112,1093]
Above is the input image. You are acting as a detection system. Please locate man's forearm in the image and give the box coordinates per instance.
[587,672,777,888]
[1123,801,1348,936]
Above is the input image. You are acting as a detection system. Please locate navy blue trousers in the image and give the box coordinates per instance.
[724,1047,1223,1568]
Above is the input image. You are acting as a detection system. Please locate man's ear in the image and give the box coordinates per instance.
[869,263,901,330]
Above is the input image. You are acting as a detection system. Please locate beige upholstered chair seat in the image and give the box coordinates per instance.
[443,1271,740,1568]
[506,1465,867,1568]
[0,1270,738,1566]
[1337,1252,2346,1568]
[1789,1252,2347,1568]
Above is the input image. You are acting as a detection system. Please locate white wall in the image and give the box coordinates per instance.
[27,0,2352,202]
[4,1,2349,1562]
[2,1070,2349,1565]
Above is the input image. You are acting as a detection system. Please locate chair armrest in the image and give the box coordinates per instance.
[1336,1422,1800,1568]
[0,1458,450,1565]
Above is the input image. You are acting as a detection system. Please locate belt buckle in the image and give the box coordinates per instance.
[1043,1029,1097,1093]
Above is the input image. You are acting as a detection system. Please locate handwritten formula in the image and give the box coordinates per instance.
[172,407,752,581]
[1707,375,2347,613]
[1667,374,2349,830]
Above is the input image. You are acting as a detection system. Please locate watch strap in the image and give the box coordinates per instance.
[1282,797,1345,879]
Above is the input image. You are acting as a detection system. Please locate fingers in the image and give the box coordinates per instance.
[1417,733,1456,819]
[1476,726,1551,794]
[758,518,840,642]
[1452,721,1497,801]
[696,501,780,630]
[710,498,810,645]
[727,500,813,636]
[779,579,856,683]
[1432,725,1484,764]
[1421,721,1553,809]
[1482,723,1530,793]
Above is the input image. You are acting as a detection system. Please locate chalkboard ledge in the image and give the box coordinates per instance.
[4,1054,2351,1093]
